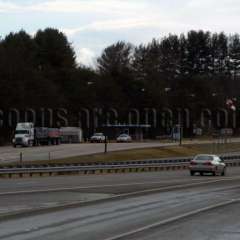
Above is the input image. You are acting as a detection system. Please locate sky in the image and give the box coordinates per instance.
[1,0,240,67]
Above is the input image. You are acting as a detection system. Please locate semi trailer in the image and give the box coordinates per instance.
[12,122,61,147]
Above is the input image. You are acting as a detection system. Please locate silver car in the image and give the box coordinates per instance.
[116,134,132,143]
[189,154,226,176]
[90,133,106,143]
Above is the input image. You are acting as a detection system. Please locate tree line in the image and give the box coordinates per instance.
[0,28,240,143]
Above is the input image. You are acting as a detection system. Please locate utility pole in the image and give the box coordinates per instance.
[20,152,23,165]
[179,125,182,146]
[178,109,183,146]
[104,135,108,154]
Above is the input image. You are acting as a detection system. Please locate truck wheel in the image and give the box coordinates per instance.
[28,140,33,147]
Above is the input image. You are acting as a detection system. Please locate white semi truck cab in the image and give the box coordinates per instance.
[12,122,35,147]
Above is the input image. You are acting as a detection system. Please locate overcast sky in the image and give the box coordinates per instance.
[1,0,240,66]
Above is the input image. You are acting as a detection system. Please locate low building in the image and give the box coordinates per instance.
[60,127,83,143]
[102,124,151,141]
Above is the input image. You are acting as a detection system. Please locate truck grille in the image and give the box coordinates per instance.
[15,138,23,144]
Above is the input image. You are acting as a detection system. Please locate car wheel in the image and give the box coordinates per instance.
[221,168,226,176]
[190,171,195,176]
[200,172,204,176]
[212,171,216,176]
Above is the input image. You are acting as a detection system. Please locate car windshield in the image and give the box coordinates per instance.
[15,130,29,134]
[195,155,214,161]
[119,134,128,137]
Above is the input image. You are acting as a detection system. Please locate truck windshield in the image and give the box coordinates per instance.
[15,130,29,134]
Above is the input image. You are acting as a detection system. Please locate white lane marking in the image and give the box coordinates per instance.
[16,181,37,185]
[103,199,240,240]
[1,176,240,196]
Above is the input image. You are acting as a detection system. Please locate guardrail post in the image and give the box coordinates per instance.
[48,152,51,161]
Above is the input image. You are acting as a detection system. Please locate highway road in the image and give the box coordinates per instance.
[0,142,177,163]
[0,168,240,239]
[127,202,240,240]
[1,137,240,163]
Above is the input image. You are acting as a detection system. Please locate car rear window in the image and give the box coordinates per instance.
[195,155,214,161]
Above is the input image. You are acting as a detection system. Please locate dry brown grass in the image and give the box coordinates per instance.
[7,142,240,166]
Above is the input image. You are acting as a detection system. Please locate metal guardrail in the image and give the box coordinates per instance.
[1,154,240,178]
[0,163,189,178]
[1,157,193,169]
[1,154,240,168]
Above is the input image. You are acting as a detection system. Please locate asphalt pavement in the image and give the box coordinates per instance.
[128,202,240,240]
[0,168,240,239]
[0,142,177,163]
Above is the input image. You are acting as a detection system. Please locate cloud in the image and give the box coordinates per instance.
[0,1,19,12]
[62,17,193,38]
[0,0,146,14]
[187,0,240,9]
[2,0,240,66]
[184,0,240,17]
[76,47,96,67]
[62,19,151,36]
[3,0,239,35]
